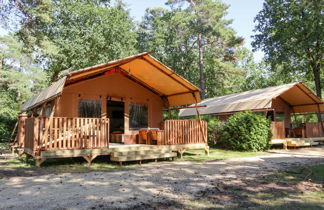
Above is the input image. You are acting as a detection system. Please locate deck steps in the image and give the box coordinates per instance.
[287,139,320,147]
[111,152,177,162]
[110,145,179,162]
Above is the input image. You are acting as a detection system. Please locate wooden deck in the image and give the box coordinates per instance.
[20,117,208,166]
[270,137,324,148]
[24,143,207,166]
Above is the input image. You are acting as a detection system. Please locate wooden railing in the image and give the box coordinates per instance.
[305,122,324,138]
[24,117,109,154]
[271,121,285,139]
[161,120,207,145]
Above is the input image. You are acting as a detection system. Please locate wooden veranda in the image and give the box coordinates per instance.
[12,52,210,166]
[271,121,324,147]
[19,117,208,166]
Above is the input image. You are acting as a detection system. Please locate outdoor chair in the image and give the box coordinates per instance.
[139,129,149,144]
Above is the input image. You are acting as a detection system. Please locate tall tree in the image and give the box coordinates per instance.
[1,0,138,81]
[138,0,243,99]
[0,35,46,139]
[253,0,323,98]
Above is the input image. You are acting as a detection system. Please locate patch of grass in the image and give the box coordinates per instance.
[267,164,324,184]
[179,148,267,162]
[42,157,128,173]
[190,164,324,209]
[250,191,324,210]
[0,155,128,175]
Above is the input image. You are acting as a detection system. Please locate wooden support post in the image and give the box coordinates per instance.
[25,154,31,162]
[205,145,210,155]
[178,148,186,159]
[18,149,24,157]
[10,121,18,142]
[283,140,288,150]
[317,104,324,135]
[40,97,61,151]
[35,158,46,167]
[192,93,209,156]
[168,108,172,120]
[83,155,98,165]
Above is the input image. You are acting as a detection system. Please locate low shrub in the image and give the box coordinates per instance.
[219,111,271,151]
[201,116,223,147]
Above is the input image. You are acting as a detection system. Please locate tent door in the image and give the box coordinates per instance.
[107,100,125,134]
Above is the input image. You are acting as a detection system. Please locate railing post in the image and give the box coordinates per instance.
[33,117,39,156]
[17,114,28,148]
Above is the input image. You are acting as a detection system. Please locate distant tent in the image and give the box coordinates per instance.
[179,82,324,117]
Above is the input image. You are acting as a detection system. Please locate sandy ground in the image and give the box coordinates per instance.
[0,147,323,210]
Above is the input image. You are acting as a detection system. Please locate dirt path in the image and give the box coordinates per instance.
[0,147,323,210]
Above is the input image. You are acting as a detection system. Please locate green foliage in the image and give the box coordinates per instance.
[2,0,138,81]
[219,111,272,151]
[137,1,245,98]
[253,0,323,98]
[201,115,222,147]
[0,35,46,140]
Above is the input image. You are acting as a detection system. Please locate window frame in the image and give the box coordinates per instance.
[128,102,148,130]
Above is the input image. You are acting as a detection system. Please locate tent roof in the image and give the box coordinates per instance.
[22,52,200,111]
[179,82,324,117]
[21,76,67,112]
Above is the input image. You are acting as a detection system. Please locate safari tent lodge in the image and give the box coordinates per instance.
[14,52,208,166]
[179,83,324,148]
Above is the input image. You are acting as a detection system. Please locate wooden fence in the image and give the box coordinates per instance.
[271,121,285,139]
[305,122,324,138]
[24,117,109,153]
[162,120,207,145]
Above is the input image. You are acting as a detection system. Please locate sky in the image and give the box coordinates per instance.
[124,0,265,61]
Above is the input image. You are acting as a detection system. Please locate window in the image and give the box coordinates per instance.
[78,99,101,118]
[129,103,148,129]
[45,102,53,117]
[275,112,285,122]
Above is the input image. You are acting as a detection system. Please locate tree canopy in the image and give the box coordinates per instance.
[137,0,244,98]
[253,0,323,98]
[0,35,46,139]
[2,0,138,81]
[0,0,322,140]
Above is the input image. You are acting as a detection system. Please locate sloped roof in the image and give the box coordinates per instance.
[22,52,201,111]
[21,76,67,112]
[179,82,324,117]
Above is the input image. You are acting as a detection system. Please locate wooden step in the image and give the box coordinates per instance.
[287,140,319,147]
[110,152,177,162]
[112,149,174,157]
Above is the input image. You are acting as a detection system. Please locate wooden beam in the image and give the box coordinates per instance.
[293,102,324,107]
[164,105,207,111]
[166,90,199,97]
[119,67,165,97]
[277,96,292,108]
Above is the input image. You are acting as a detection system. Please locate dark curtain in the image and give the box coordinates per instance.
[129,103,148,129]
[78,99,101,118]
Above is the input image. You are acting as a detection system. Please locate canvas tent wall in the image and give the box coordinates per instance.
[179,82,324,117]
[22,52,201,113]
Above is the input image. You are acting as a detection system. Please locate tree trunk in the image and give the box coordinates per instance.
[312,62,322,99]
[198,33,205,100]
